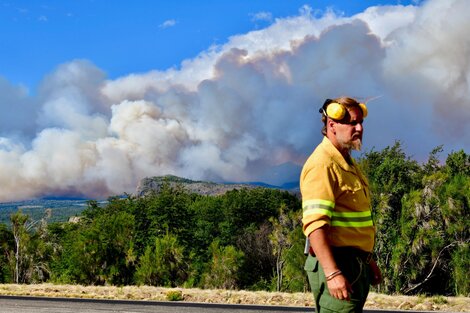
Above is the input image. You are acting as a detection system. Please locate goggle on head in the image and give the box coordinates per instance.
[319,99,368,122]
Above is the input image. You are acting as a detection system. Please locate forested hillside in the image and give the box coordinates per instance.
[0,199,89,225]
[0,142,468,296]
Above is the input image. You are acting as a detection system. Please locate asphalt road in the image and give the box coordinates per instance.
[0,296,315,313]
[0,296,437,313]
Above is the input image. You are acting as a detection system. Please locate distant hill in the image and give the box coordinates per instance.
[135,175,300,197]
[0,199,90,226]
[0,176,300,226]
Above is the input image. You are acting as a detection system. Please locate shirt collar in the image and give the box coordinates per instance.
[321,136,355,172]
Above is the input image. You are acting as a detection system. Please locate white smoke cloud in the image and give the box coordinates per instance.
[0,0,468,202]
[382,0,470,141]
[0,77,37,138]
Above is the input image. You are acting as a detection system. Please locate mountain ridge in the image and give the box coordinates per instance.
[0,176,300,225]
[135,175,300,197]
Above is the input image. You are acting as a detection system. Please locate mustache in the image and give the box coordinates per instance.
[352,139,362,151]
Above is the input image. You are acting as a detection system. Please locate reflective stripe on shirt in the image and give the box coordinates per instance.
[303,199,372,228]
[331,210,373,227]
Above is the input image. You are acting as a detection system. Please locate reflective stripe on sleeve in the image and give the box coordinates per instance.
[302,199,335,218]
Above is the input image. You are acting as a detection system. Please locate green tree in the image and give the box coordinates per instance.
[134,244,157,285]
[278,221,308,292]
[393,170,469,295]
[235,222,275,290]
[268,204,301,292]
[95,210,136,285]
[203,240,244,289]
[445,150,470,177]
[451,243,469,296]
[9,209,51,283]
[134,232,185,286]
[423,145,444,176]
[186,196,226,287]
[439,166,469,295]
[387,148,469,295]
[219,188,293,244]
[394,180,448,294]
[190,196,225,257]
[145,183,195,251]
[358,141,422,293]
[53,206,135,285]
[154,232,185,286]
[217,188,301,289]
[0,224,13,282]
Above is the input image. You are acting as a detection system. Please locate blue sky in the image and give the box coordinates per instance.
[1,0,468,201]
[1,0,418,91]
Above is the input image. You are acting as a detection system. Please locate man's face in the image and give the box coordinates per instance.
[334,106,364,152]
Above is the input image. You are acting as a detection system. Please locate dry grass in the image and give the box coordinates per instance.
[0,284,468,312]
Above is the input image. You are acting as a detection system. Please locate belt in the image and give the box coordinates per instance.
[304,238,374,264]
[332,247,373,264]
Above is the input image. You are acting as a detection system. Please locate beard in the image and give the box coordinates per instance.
[337,133,362,152]
[351,138,362,151]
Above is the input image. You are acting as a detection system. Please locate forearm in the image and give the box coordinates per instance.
[309,225,352,300]
[309,226,339,275]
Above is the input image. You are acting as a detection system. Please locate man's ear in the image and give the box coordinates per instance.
[328,119,336,134]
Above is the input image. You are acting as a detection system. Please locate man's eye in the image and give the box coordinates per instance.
[349,120,363,126]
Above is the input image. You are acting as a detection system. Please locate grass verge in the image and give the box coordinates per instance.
[0,284,468,312]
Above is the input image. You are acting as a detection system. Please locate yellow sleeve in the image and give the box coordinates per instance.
[300,163,337,237]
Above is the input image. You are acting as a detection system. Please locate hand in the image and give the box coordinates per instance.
[326,273,353,301]
[369,259,382,286]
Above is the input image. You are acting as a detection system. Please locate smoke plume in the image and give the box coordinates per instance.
[0,0,468,201]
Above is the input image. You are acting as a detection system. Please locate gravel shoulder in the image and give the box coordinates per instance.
[0,284,468,312]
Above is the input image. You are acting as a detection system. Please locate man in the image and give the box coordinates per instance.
[300,97,382,313]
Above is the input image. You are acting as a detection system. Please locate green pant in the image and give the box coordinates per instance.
[304,253,371,313]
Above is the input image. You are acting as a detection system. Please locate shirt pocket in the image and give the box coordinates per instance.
[338,173,369,203]
[340,181,362,193]
[339,175,363,194]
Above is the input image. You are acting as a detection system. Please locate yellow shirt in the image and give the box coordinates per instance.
[300,137,375,252]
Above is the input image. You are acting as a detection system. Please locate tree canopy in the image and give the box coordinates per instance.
[0,143,468,296]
